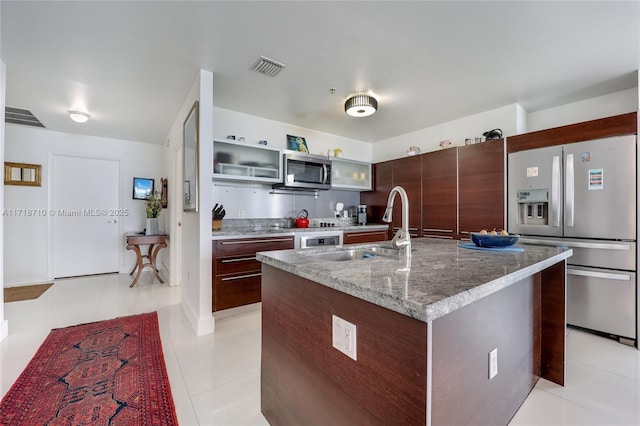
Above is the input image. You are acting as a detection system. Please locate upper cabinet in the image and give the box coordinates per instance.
[213,139,282,183]
[391,155,422,238]
[361,161,393,229]
[331,158,372,191]
[421,148,457,239]
[458,139,505,237]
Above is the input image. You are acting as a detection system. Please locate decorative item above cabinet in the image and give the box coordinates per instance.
[331,157,372,191]
[213,138,282,184]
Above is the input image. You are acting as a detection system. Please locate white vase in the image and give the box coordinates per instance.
[146,217,159,235]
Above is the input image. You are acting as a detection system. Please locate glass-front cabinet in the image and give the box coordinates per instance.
[213,139,282,183]
[331,158,372,191]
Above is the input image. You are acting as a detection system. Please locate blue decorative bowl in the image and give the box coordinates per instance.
[470,233,520,247]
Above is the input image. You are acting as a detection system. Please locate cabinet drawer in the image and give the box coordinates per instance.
[214,272,262,311]
[344,230,389,244]
[216,255,261,275]
[214,236,294,257]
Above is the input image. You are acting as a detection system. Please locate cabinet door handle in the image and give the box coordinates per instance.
[221,238,292,245]
[346,232,386,238]
[221,272,262,281]
[221,257,257,263]
[568,269,630,281]
[423,228,453,233]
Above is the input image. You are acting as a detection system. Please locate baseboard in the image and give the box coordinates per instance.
[181,297,215,336]
[213,302,261,320]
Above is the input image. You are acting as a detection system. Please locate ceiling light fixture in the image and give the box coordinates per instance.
[67,110,90,123]
[345,94,378,117]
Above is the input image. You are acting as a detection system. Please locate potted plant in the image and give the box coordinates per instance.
[145,190,162,235]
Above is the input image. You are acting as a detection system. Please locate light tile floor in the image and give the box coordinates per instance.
[2,273,639,425]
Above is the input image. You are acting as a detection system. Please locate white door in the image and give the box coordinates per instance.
[52,155,120,278]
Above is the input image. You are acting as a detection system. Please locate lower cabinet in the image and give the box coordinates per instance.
[343,229,389,244]
[212,236,294,312]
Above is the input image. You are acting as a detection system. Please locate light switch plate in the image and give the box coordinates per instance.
[332,315,357,360]
[489,347,498,379]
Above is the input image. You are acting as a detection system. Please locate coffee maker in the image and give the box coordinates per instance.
[357,205,367,225]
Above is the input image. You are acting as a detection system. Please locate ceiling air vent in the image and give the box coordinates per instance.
[5,107,45,128]
[251,56,286,77]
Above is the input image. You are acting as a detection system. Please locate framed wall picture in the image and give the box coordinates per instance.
[132,177,154,200]
[160,177,168,208]
[287,134,309,153]
[183,101,199,212]
[4,162,42,186]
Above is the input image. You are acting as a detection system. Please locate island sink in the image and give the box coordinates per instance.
[301,245,400,262]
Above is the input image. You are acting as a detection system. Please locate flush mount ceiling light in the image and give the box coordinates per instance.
[344,94,378,117]
[67,110,90,123]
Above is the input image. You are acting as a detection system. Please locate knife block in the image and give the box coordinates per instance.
[212,219,222,231]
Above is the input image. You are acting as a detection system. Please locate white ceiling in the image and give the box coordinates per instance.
[1,1,638,145]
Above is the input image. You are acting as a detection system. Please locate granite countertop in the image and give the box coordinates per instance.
[211,224,389,240]
[257,238,572,323]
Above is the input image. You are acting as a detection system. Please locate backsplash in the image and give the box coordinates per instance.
[211,182,361,220]
[221,216,355,230]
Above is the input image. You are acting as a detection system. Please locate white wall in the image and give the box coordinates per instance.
[527,88,638,132]
[3,125,169,285]
[211,106,365,220]
[1,61,8,342]
[166,70,214,336]
[213,107,372,162]
[372,104,520,162]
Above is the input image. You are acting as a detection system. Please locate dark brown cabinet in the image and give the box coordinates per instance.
[343,228,389,245]
[362,140,505,241]
[421,148,457,239]
[457,139,505,238]
[212,236,294,311]
[361,161,393,239]
[391,155,422,238]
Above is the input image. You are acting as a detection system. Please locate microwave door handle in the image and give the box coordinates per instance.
[551,155,561,227]
[565,153,574,227]
[322,164,328,185]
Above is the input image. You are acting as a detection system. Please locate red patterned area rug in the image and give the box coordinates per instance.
[0,312,178,425]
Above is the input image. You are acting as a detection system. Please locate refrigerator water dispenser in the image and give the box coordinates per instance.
[516,189,549,225]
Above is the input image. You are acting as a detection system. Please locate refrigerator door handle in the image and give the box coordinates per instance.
[568,269,631,281]
[565,153,575,227]
[551,155,561,227]
[520,238,632,251]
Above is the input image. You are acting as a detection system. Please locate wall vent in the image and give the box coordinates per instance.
[5,107,45,128]
[251,56,286,77]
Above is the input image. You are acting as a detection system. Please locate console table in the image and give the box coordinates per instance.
[126,233,168,287]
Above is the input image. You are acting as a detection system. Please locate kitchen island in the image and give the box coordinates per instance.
[257,238,572,426]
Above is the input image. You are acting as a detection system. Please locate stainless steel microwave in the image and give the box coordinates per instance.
[274,150,332,190]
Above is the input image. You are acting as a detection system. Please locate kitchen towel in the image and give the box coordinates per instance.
[458,243,524,253]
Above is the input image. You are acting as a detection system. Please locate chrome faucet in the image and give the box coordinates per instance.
[382,185,412,258]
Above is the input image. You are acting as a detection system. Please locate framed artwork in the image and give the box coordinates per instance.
[287,134,309,153]
[160,177,168,208]
[4,162,42,186]
[183,101,199,212]
[132,177,154,200]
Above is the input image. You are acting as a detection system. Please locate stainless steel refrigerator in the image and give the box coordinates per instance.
[508,135,637,345]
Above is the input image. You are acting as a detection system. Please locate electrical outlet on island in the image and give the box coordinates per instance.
[332,315,357,360]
